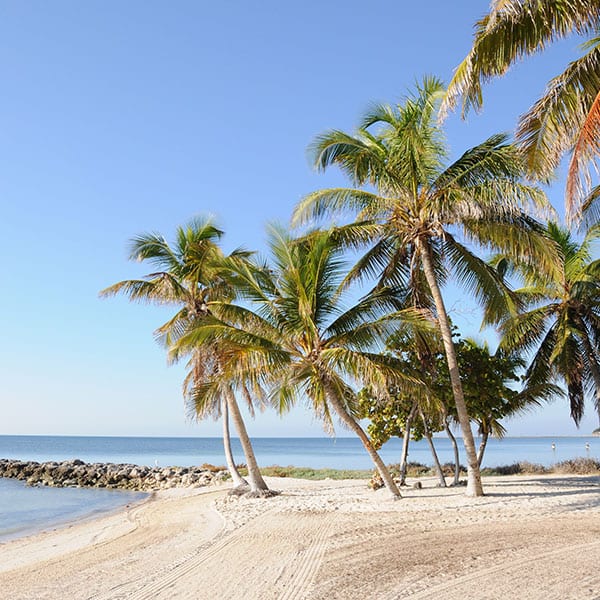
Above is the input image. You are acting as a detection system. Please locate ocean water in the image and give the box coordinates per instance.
[1,435,598,542]
[0,477,146,542]
[1,435,598,471]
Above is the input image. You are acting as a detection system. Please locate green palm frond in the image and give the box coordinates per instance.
[443,2,600,222]
[461,213,562,284]
[99,274,189,305]
[442,0,600,117]
[292,188,390,228]
[517,40,600,178]
[580,184,600,229]
[441,233,520,325]
[128,232,183,272]
[309,129,389,187]
[499,304,558,353]
[327,306,432,352]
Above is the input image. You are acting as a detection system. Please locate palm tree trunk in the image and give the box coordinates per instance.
[226,390,271,495]
[324,384,401,498]
[221,397,248,489]
[477,429,489,467]
[443,414,461,485]
[418,238,484,496]
[419,408,446,487]
[399,402,417,486]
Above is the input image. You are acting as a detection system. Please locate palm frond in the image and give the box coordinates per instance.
[99,274,189,305]
[291,188,388,227]
[442,0,600,117]
[441,233,520,325]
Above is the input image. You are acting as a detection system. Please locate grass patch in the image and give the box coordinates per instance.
[237,465,372,480]
[478,458,600,476]
[224,456,600,482]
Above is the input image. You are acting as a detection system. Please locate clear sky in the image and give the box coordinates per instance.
[1,1,597,438]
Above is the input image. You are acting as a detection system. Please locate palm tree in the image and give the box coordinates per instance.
[100,217,266,492]
[293,77,554,496]
[497,221,600,426]
[173,226,431,498]
[442,0,600,223]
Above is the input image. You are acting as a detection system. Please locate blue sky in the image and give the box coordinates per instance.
[1,1,597,437]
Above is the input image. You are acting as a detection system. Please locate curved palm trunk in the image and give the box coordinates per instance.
[324,385,401,498]
[477,429,489,468]
[419,239,484,496]
[221,397,248,489]
[399,402,418,486]
[419,408,446,487]
[226,390,270,495]
[443,415,461,485]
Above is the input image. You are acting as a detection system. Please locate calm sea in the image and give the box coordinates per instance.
[0,478,146,542]
[1,435,598,542]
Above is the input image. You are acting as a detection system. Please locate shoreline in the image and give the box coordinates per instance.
[2,474,600,599]
[0,479,151,544]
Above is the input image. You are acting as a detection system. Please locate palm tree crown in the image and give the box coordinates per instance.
[100,217,266,492]
[498,221,600,425]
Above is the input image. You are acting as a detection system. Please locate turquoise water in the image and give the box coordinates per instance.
[1,435,598,542]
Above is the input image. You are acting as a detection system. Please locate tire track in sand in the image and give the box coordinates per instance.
[88,506,255,600]
[384,538,600,600]
[91,508,337,600]
[278,511,337,600]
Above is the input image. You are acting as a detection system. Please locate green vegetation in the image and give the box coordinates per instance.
[497,222,600,426]
[481,458,600,476]
[252,466,373,480]
[239,458,600,481]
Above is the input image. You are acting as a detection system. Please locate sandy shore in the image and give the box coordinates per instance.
[1,474,600,599]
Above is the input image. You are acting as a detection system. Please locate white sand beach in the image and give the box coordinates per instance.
[1,475,600,599]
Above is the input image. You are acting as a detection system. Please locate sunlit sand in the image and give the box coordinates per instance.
[1,474,600,599]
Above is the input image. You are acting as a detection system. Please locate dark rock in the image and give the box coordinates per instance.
[0,458,227,491]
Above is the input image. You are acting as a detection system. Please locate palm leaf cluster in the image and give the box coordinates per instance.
[443,0,600,223]
[498,222,600,424]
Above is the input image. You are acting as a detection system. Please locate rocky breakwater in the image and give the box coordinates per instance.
[0,459,228,491]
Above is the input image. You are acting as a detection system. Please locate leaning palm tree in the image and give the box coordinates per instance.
[100,217,265,492]
[442,0,600,223]
[293,77,555,496]
[173,226,431,498]
[497,221,600,426]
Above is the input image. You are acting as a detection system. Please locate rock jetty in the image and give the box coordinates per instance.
[0,459,228,491]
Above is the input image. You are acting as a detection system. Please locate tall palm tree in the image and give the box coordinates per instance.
[100,217,266,492]
[173,226,431,498]
[443,0,600,223]
[497,221,600,425]
[293,77,554,496]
